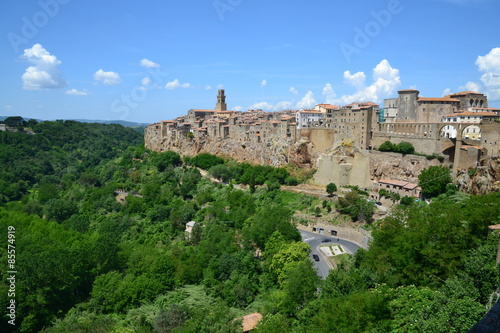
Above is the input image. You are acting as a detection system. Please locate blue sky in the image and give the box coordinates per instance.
[1,0,499,123]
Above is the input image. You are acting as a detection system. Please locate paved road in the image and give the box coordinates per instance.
[299,229,361,280]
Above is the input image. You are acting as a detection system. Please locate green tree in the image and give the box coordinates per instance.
[396,141,415,154]
[418,165,453,198]
[152,150,182,172]
[378,140,396,152]
[190,153,224,170]
[326,182,337,196]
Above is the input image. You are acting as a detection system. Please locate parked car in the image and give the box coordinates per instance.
[321,238,331,243]
[312,254,320,261]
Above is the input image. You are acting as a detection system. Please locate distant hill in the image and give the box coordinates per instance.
[71,119,150,127]
[0,116,149,127]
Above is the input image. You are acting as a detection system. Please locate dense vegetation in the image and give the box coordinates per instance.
[0,121,499,332]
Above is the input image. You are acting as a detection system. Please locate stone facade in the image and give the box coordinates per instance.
[145,89,500,190]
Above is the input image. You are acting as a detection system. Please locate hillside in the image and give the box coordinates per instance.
[0,122,499,332]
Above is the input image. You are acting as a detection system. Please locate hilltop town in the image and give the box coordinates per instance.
[145,89,500,195]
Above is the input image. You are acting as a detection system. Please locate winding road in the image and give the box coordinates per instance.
[299,229,361,279]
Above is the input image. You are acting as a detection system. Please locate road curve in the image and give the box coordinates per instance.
[299,229,361,280]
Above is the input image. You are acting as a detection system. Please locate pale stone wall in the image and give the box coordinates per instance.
[299,128,336,153]
[298,223,372,249]
[313,151,372,188]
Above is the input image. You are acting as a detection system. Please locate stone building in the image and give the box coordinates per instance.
[383,89,461,123]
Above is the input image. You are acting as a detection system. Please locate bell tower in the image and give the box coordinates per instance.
[216,89,227,111]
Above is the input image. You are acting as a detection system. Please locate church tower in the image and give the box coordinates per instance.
[216,89,227,111]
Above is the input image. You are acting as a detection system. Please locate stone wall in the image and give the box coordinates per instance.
[299,128,336,153]
[314,151,372,188]
[298,223,372,249]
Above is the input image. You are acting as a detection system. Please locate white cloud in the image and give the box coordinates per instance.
[476,48,500,73]
[141,77,152,86]
[296,91,316,109]
[289,87,298,95]
[261,79,267,87]
[343,71,366,88]
[165,78,191,90]
[233,106,243,111]
[217,84,225,89]
[140,59,160,68]
[205,85,212,90]
[274,101,293,110]
[65,89,91,96]
[94,69,121,86]
[442,88,452,97]
[322,83,337,104]
[456,48,500,100]
[460,81,481,92]
[337,59,401,105]
[21,44,67,90]
[250,101,274,110]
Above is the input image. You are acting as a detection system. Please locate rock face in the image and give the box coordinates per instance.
[145,126,317,168]
[456,156,500,194]
[369,151,443,184]
[145,126,500,193]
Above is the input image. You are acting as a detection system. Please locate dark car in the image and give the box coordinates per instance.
[312,254,320,261]
[321,238,331,243]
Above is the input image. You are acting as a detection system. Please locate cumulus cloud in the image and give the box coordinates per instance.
[248,100,293,111]
[141,77,152,86]
[455,48,500,100]
[94,69,121,86]
[343,71,366,88]
[459,81,481,92]
[250,101,274,110]
[322,83,337,104]
[476,48,500,72]
[336,59,401,105]
[296,91,316,109]
[21,44,67,90]
[233,106,243,111]
[261,79,267,87]
[442,88,452,97]
[274,101,293,110]
[140,59,160,68]
[165,78,191,90]
[205,85,212,90]
[65,89,90,96]
[289,87,298,95]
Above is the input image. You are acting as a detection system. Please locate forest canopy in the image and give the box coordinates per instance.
[0,120,498,333]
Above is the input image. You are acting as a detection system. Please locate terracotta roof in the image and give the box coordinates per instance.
[444,111,498,117]
[378,179,418,188]
[398,89,419,93]
[317,104,340,109]
[472,107,500,111]
[461,146,484,151]
[450,91,483,96]
[241,313,263,332]
[299,110,323,114]
[418,97,460,102]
